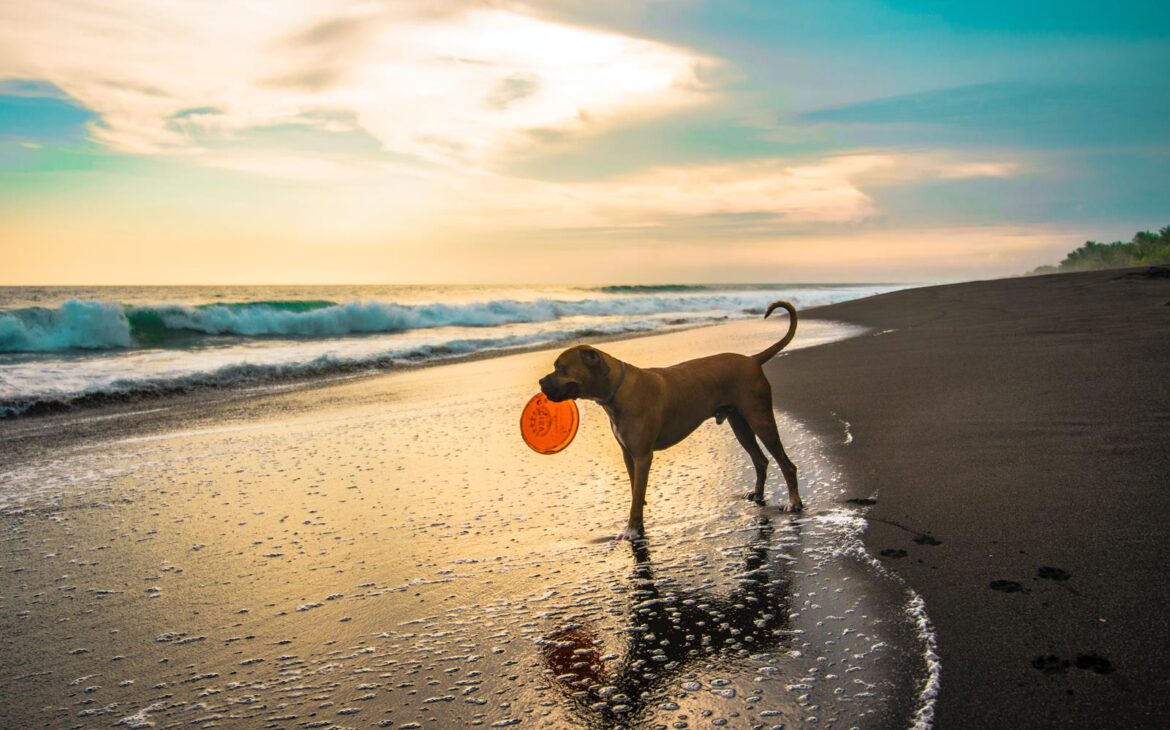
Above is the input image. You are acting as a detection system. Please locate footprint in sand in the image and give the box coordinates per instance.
[1037,566,1070,581]
[879,548,907,559]
[989,579,1025,593]
[913,534,942,546]
[1074,653,1114,674]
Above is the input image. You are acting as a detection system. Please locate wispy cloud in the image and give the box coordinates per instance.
[424,151,1023,230]
[798,81,1170,150]
[0,1,714,169]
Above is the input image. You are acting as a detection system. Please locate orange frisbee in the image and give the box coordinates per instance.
[520,392,579,454]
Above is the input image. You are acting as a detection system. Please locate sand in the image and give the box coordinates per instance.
[766,267,1170,728]
[0,318,928,729]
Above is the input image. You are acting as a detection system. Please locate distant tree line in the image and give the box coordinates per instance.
[1033,226,1170,273]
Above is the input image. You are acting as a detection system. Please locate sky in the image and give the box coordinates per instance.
[1,0,1167,285]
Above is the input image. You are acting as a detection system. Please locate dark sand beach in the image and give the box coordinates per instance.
[767,267,1170,728]
[1,269,1167,729]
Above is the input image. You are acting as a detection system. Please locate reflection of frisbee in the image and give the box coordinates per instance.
[520,392,579,454]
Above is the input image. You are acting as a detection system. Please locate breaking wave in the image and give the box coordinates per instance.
[0,294,778,353]
[0,321,661,418]
[0,300,132,352]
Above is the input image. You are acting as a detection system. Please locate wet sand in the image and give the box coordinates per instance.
[766,267,1170,728]
[1,318,933,728]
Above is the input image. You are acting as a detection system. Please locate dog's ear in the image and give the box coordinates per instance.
[580,348,609,375]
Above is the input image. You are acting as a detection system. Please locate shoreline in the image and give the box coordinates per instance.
[765,266,1170,727]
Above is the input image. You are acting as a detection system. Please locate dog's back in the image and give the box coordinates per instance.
[645,353,771,449]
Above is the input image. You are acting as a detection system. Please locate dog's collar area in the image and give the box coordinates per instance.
[598,360,626,406]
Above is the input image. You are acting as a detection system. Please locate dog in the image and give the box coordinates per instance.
[539,301,801,540]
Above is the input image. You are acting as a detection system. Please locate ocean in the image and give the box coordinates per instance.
[0,283,902,418]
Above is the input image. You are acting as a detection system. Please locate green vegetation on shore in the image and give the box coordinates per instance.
[1034,226,1170,273]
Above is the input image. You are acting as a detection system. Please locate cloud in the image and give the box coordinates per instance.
[0,1,714,170]
[485,75,542,110]
[574,155,885,224]
[199,152,362,182]
[934,161,1018,179]
[798,81,1170,149]
[432,151,1022,229]
[801,82,1082,126]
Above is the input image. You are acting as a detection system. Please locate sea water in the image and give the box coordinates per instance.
[0,283,900,417]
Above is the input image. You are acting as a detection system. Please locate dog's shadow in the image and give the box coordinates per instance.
[540,516,796,725]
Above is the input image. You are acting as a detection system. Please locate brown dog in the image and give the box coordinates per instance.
[539,301,801,540]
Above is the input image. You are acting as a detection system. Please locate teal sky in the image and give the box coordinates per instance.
[1,1,1167,284]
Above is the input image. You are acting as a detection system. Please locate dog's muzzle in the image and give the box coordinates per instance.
[539,375,579,402]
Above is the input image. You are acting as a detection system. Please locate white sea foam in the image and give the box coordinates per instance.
[813,507,942,730]
[908,592,942,730]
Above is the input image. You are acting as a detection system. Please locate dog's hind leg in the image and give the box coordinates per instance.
[743,407,802,512]
[727,411,769,503]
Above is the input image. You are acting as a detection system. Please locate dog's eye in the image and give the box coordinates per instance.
[555,363,565,374]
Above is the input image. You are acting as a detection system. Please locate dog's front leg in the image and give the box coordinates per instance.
[621,447,634,485]
[617,452,652,541]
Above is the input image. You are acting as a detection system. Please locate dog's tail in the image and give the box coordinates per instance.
[752,300,798,365]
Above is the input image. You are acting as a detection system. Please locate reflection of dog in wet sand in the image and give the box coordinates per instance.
[539,519,792,723]
[539,301,801,540]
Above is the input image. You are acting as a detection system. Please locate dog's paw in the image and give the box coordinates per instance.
[781,502,805,513]
[742,491,766,504]
[614,526,642,542]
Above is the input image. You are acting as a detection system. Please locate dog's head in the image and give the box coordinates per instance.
[539,345,614,402]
